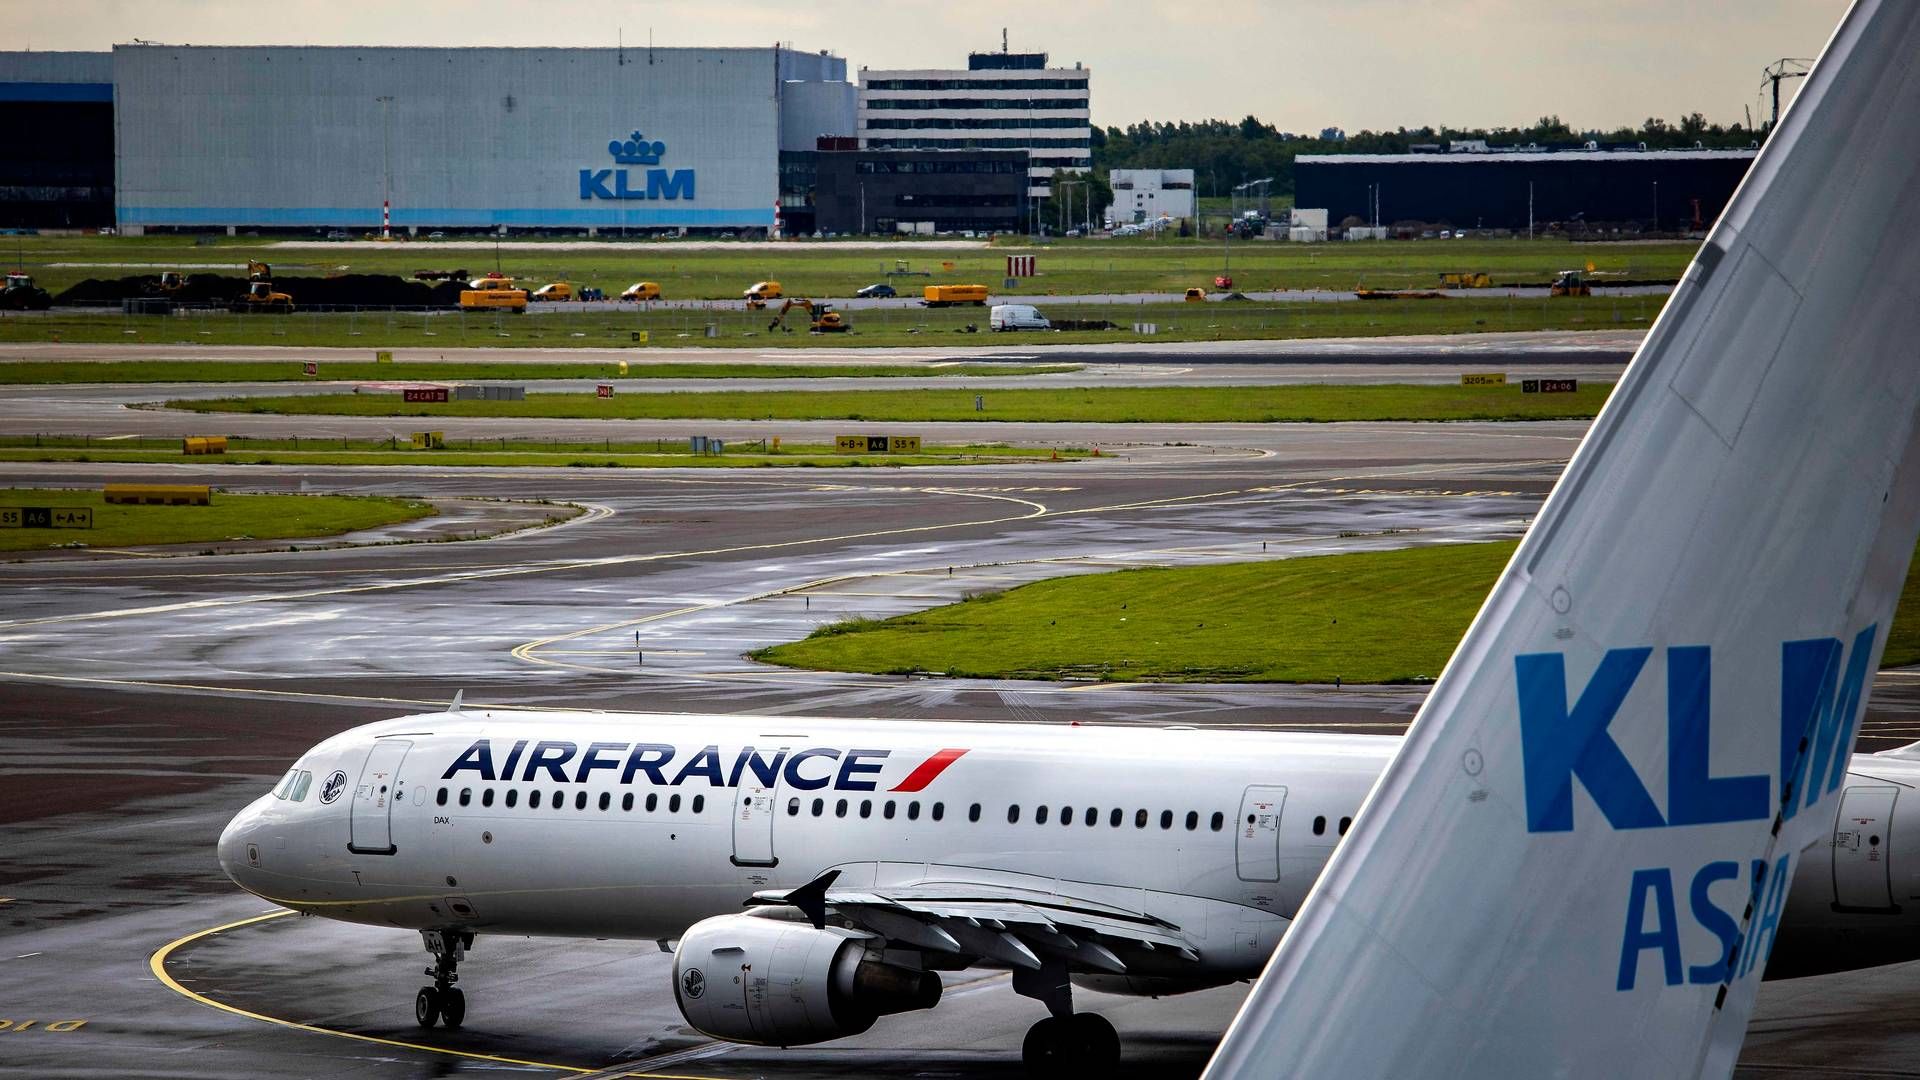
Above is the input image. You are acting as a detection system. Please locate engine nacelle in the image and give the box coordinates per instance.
[673,912,942,1046]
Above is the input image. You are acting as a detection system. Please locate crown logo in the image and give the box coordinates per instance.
[609,131,666,165]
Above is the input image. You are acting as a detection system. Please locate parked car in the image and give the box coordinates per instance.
[325,230,350,241]
[989,303,1051,331]
[855,283,896,298]
[427,231,446,240]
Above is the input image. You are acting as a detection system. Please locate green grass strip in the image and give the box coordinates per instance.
[0,360,1079,385]
[0,488,434,552]
[754,540,1920,683]
[168,382,1612,423]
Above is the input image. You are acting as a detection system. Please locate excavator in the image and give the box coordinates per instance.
[767,298,848,333]
[233,261,294,312]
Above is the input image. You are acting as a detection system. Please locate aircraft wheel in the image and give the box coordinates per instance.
[1022,1016,1066,1074]
[415,986,441,1028]
[440,987,466,1029]
[1069,1013,1120,1070]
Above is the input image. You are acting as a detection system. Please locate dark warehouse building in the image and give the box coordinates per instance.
[0,53,115,229]
[1295,149,1758,232]
[782,147,1027,235]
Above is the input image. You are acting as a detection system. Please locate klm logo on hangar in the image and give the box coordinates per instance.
[580,131,696,201]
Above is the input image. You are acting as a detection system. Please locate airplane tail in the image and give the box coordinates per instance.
[1206,3,1920,1077]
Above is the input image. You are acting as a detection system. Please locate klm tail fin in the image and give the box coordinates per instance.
[1207,3,1920,1077]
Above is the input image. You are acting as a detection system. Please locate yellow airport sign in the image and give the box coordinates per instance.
[837,435,923,454]
[410,431,445,449]
[1461,373,1507,386]
[375,350,393,363]
[2,506,93,528]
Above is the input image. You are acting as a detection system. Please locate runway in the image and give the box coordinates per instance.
[3,343,1917,1078]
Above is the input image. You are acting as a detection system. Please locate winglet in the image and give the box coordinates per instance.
[783,869,841,930]
[447,690,464,713]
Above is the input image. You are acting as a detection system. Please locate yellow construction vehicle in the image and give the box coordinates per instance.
[234,279,294,313]
[767,298,848,333]
[247,260,272,282]
[1439,272,1492,289]
[459,273,528,312]
[1549,270,1592,297]
[744,280,782,309]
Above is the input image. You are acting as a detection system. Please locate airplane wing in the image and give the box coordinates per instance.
[1206,3,1920,1077]
[747,869,1205,974]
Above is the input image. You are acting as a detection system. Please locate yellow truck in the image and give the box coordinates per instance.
[460,274,529,312]
[744,280,782,309]
[922,284,989,307]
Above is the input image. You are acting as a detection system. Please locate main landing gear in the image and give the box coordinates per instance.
[1012,959,1120,1075]
[415,929,473,1029]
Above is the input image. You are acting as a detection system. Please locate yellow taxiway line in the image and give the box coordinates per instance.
[148,909,720,1079]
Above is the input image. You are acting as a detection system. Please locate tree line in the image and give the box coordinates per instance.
[1088,114,1762,201]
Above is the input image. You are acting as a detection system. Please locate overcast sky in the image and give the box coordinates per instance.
[6,1,1849,132]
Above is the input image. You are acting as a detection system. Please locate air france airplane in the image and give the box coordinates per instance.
[219,708,1920,1071]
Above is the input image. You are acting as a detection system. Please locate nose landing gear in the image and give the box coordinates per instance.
[414,928,473,1029]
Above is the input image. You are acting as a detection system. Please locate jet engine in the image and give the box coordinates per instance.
[672,913,942,1046]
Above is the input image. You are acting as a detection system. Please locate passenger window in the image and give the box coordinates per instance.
[505,789,518,808]
[1135,809,1148,828]
[812,797,824,816]
[788,797,801,816]
[906,801,919,821]
[1084,807,1097,827]
[598,792,611,811]
[883,800,896,819]
[459,788,471,807]
[481,790,494,808]
[1339,817,1352,835]
[553,789,564,810]
[1313,815,1326,836]
[692,795,705,814]
[969,802,982,822]
[646,793,659,812]
[669,794,682,813]
[1160,810,1173,830]
[290,771,312,802]
[622,793,633,811]
[1210,811,1224,831]
[1036,805,1050,825]
[858,800,872,819]
[1060,806,1072,827]
[574,791,587,810]
[1185,811,1198,831]
[1109,808,1122,827]
[1008,804,1021,824]
[932,801,944,821]
[436,787,448,806]
[836,799,848,818]
[531,790,543,809]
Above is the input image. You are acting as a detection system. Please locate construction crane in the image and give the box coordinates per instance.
[1761,58,1812,133]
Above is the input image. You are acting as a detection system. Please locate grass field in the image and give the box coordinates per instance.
[0,360,1079,385]
[0,436,1091,470]
[10,233,1699,300]
[169,381,1613,424]
[0,293,1666,350]
[0,488,434,552]
[753,540,1920,683]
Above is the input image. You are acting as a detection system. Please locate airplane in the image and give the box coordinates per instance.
[219,710,1920,1072]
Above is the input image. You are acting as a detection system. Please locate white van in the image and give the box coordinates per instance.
[990,304,1051,331]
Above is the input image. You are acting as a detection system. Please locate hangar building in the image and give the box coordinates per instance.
[1295,149,1758,232]
[1,44,856,234]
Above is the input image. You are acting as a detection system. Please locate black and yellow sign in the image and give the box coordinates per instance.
[375,350,393,363]
[410,431,445,449]
[836,435,923,454]
[1,506,92,529]
[1522,378,1579,394]
[1461,372,1507,386]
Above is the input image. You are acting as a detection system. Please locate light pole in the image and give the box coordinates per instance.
[1651,180,1659,233]
[375,96,395,239]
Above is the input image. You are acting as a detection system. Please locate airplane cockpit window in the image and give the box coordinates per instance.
[289,771,312,801]
[272,770,298,799]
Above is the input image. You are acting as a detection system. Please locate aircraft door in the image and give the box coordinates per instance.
[1833,784,1899,912]
[349,739,412,855]
[1236,785,1287,882]
[732,781,779,867]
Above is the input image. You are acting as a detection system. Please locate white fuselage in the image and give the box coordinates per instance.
[219,710,1920,986]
